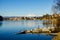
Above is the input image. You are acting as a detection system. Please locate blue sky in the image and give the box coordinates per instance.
[0,0,54,16]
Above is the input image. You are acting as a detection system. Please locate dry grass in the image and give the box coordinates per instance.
[52,32,60,40]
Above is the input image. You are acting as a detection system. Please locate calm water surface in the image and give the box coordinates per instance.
[0,20,53,40]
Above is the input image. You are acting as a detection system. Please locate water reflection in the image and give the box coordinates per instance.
[43,20,60,33]
[1,20,60,33]
[0,21,3,27]
[53,22,60,33]
[0,20,54,40]
[17,20,60,34]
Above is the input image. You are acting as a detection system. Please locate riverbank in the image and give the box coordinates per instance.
[52,32,60,40]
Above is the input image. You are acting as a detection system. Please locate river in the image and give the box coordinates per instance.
[0,20,53,40]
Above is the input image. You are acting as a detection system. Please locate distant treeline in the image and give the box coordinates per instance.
[3,14,60,21]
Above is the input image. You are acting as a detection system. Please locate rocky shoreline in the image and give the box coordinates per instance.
[18,27,57,34]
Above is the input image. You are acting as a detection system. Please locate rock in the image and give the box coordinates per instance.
[42,28,51,33]
[18,31,26,34]
[25,30,31,33]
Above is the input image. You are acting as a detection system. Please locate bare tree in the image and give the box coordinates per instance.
[52,0,60,14]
